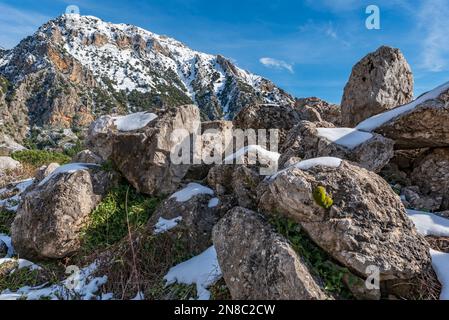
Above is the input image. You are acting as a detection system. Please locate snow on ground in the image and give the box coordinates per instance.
[407,210,449,237]
[0,178,34,212]
[38,163,99,187]
[131,291,145,300]
[164,246,222,300]
[0,258,41,271]
[208,198,219,208]
[224,145,280,164]
[0,234,13,258]
[356,81,449,132]
[270,157,342,180]
[0,262,110,300]
[112,112,158,132]
[316,128,373,150]
[430,250,449,300]
[406,209,449,300]
[170,183,214,202]
[154,217,182,235]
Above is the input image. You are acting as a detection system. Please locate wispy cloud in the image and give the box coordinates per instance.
[259,57,294,73]
[0,3,50,49]
[417,0,449,72]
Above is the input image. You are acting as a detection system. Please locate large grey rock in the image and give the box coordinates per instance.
[0,134,26,156]
[341,46,414,127]
[233,103,301,144]
[279,121,394,172]
[410,148,449,210]
[295,97,342,126]
[71,150,104,165]
[213,207,329,300]
[258,159,431,282]
[369,86,449,149]
[0,156,21,172]
[11,165,116,260]
[148,192,225,254]
[88,105,201,196]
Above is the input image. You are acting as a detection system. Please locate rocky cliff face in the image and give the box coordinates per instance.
[0,14,293,143]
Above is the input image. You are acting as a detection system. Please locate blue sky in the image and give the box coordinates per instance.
[0,0,448,103]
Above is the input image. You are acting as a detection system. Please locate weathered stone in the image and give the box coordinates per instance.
[410,148,449,210]
[0,134,26,156]
[258,160,431,282]
[11,165,116,260]
[296,97,342,126]
[35,163,60,183]
[88,106,201,195]
[233,103,301,144]
[341,46,414,127]
[373,90,449,149]
[148,193,223,254]
[71,150,104,165]
[279,121,394,172]
[213,207,329,300]
[0,156,21,172]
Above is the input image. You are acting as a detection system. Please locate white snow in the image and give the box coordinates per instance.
[0,234,13,258]
[164,246,222,300]
[0,258,41,271]
[0,262,108,300]
[407,210,449,237]
[154,217,182,235]
[0,178,34,212]
[224,145,280,164]
[208,198,219,208]
[48,14,291,118]
[131,291,145,300]
[356,81,449,132]
[169,183,214,202]
[406,209,449,300]
[38,163,99,187]
[270,157,342,180]
[316,128,373,150]
[430,250,449,300]
[112,112,158,132]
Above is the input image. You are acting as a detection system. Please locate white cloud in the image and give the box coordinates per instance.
[417,0,449,72]
[259,57,294,73]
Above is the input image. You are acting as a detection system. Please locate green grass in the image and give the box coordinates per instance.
[0,209,16,235]
[80,182,161,252]
[269,215,353,299]
[0,262,42,292]
[11,150,71,168]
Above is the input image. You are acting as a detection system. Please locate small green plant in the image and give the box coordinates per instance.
[313,186,334,209]
[0,264,42,292]
[63,140,84,158]
[11,150,71,168]
[0,209,16,234]
[80,182,161,252]
[269,215,353,299]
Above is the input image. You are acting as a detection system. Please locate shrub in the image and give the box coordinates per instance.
[11,150,71,168]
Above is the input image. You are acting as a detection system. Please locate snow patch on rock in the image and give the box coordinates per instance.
[170,183,214,202]
[164,246,222,300]
[316,128,373,150]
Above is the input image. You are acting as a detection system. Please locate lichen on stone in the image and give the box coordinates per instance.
[313,186,333,209]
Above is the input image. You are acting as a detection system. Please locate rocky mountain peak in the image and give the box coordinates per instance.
[0,14,293,144]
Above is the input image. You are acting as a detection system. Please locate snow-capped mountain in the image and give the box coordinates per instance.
[0,14,293,142]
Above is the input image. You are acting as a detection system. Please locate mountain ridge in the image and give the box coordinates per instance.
[0,14,293,144]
